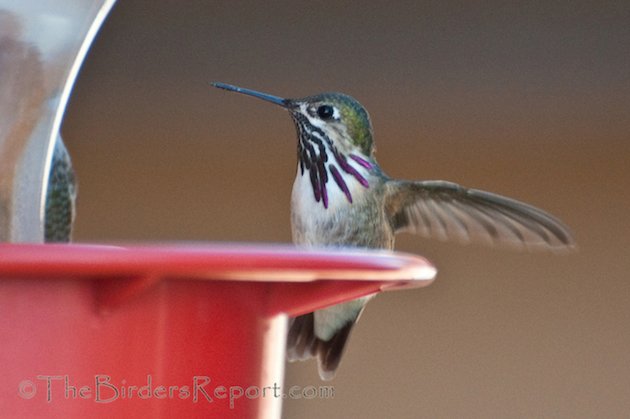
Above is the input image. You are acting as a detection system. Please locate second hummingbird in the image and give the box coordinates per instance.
[212,82,575,380]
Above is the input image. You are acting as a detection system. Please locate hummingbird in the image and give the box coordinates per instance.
[44,135,77,242]
[211,82,575,380]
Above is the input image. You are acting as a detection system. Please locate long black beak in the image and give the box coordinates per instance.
[211,82,288,107]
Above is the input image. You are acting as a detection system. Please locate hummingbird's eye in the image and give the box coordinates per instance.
[316,105,335,120]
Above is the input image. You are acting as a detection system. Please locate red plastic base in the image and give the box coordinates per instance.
[0,243,435,418]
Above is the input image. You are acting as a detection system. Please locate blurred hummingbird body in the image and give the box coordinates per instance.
[45,136,76,242]
[212,82,575,380]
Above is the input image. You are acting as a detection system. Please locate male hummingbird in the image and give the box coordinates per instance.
[212,82,575,380]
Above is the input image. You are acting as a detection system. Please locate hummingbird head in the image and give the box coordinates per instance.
[285,93,374,157]
[212,82,376,208]
[211,82,374,155]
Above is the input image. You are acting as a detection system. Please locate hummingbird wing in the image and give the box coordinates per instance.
[385,180,575,250]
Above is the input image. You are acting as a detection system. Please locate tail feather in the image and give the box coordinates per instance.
[286,313,317,362]
[315,320,354,380]
[287,311,360,381]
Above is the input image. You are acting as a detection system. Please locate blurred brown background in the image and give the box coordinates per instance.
[62,1,630,418]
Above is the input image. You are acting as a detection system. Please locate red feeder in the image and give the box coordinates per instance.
[0,243,435,418]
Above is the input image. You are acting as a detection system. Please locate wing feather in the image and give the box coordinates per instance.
[385,180,575,251]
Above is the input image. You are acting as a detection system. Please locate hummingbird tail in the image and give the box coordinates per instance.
[287,313,314,360]
[286,312,357,381]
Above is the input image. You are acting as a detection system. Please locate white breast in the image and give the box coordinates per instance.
[290,160,373,246]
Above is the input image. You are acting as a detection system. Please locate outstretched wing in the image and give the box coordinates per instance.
[384,180,575,251]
